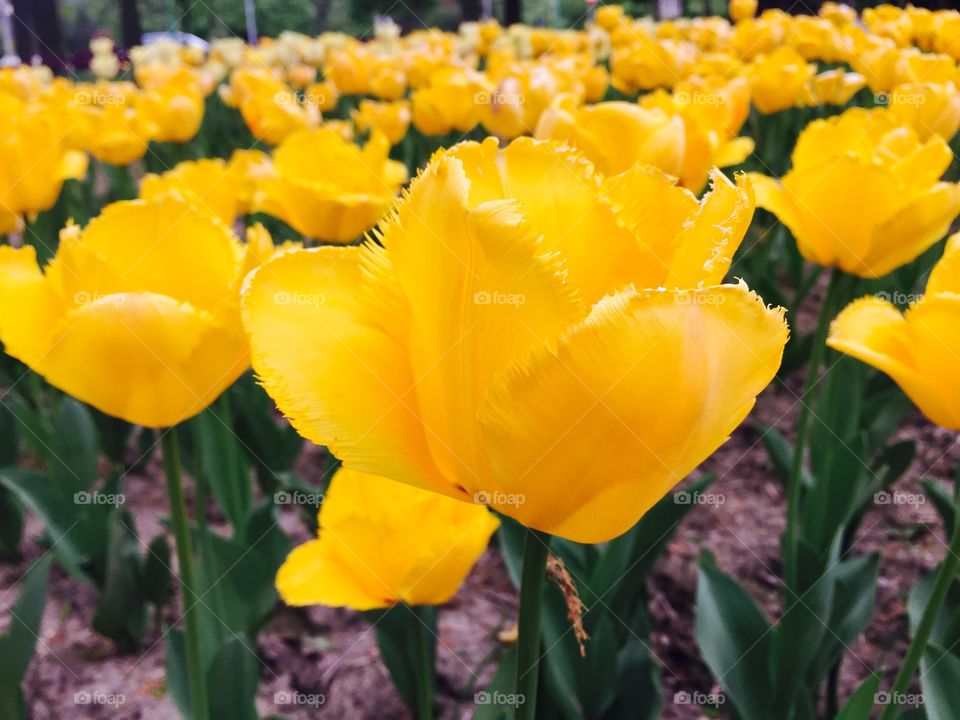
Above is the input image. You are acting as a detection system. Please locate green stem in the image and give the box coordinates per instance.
[514,528,551,720]
[783,268,850,592]
[161,430,209,720]
[414,605,435,720]
[879,459,960,720]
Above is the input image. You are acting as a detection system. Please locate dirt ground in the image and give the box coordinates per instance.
[1,322,955,719]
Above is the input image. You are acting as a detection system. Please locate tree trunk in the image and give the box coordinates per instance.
[314,0,333,33]
[11,0,35,61]
[120,0,143,48]
[462,0,482,22]
[28,0,65,70]
[504,0,520,25]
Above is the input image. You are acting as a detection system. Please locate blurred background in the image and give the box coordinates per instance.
[14,0,960,74]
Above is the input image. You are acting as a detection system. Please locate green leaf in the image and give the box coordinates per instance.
[921,479,956,534]
[164,628,190,718]
[206,635,259,720]
[835,674,881,720]
[473,645,518,720]
[604,607,660,720]
[758,426,813,489]
[191,404,251,534]
[50,397,99,497]
[0,555,52,720]
[143,535,173,608]
[920,644,960,720]
[0,468,91,580]
[365,603,436,711]
[695,559,774,720]
[91,509,148,649]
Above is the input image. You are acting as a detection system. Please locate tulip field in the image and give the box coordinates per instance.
[6,1,960,718]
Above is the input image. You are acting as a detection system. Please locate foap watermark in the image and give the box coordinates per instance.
[474,90,525,107]
[274,690,326,708]
[875,90,927,107]
[74,690,126,707]
[273,91,328,107]
[73,90,126,106]
[674,490,725,508]
[273,490,325,507]
[875,691,924,706]
[273,290,326,306]
[474,691,525,707]
[673,690,726,706]
[73,291,126,307]
[874,490,926,507]
[74,490,125,507]
[473,290,525,308]
[674,90,727,107]
[875,290,923,305]
[474,490,525,507]
[674,291,726,306]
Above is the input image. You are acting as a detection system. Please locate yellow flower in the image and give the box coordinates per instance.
[887,82,960,141]
[0,96,88,218]
[535,99,753,194]
[69,101,153,166]
[139,83,205,144]
[411,69,484,136]
[750,108,960,278]
[370,66,407,101]
[0,197,276,427]
[255,128,407,243]
[352,99,411,145]
[729,0,757,23]
[745,47,816,114]
[227,149,273,215]
[140,158,244,224]
[828,234,960,430]
[276,467,499,610]
[242,138,788,543]
[800,69,866,107]
[305,80,340,113]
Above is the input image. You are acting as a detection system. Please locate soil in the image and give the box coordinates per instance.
[2,299,956,720]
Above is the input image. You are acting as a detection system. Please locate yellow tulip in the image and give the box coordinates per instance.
[0,197,277,427]
[70,101,153,166]
[139,84,205,144]
[140,158,244,224]
[255,128,407,243]
[887,82,960,141]
[750,108,960,278]
[828,233,960,430]
[352,99,411,145]
[800,69,866,107]
[411,69,484,136]
[745,47,816,114]
[305,80,340,113]
[226,149,273,215]
[242,138,788,543]
[535,100,753,194]
[276,467,499,610]
[729,0,757,23]
[0,96,88,218]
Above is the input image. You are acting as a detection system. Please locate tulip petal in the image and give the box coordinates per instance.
[0,246,63,361]
[478,283,788,543]
[828,296,960,429]
[667,169,754,288]
[863,182,960,277]
[450,138,659,302]
[715,136,755,167]
[927,233,960,295]
[382,155,582,489]
[242,245,455,498]
[747,172,808,253]
[29,292,247,427]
